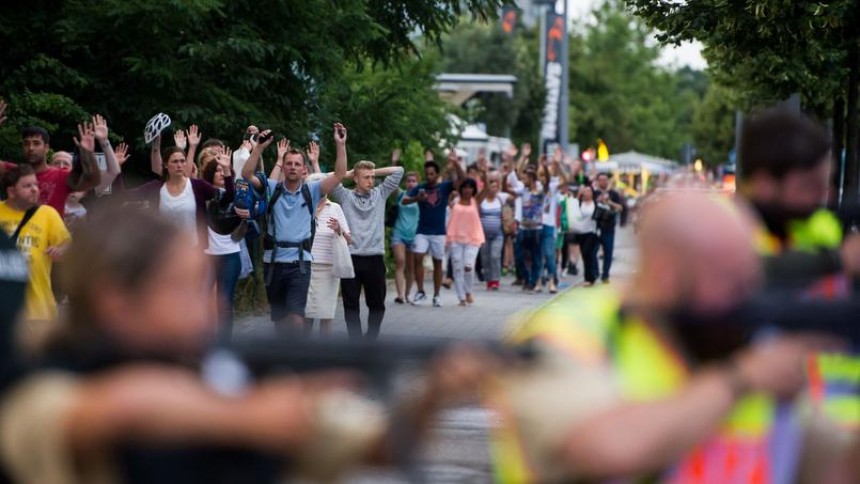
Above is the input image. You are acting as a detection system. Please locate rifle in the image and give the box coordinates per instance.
[201,336,536,483]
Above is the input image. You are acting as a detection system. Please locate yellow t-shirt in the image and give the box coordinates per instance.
[0,203,70,321]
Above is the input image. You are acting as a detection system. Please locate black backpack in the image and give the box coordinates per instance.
[262,182,316,283]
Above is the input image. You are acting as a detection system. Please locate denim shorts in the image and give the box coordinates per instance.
[390,234,415,251]
[264,261,311,321]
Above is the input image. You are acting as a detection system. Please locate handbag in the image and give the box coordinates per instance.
[331,233,355,279]
[591,202,613,227]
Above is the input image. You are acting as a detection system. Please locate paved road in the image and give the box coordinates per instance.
[238,227,637,483]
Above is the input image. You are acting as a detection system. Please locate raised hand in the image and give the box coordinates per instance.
[521,143,532,158]
[277,138,290,161]
[256,129,276,150]
[174,129,187,151]
[187,125,201,146]
[424,149,435,162]
[552,145,563,163]
[307,140,320,165]
[333,123,347,145]
[115,142,130,166]
[0,99,8,126]
[217,147,233,174]
[391,148,401,165]
[74,122,96,152]
[92,114,109,142]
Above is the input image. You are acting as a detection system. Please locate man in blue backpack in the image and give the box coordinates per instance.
[242,124,347,332]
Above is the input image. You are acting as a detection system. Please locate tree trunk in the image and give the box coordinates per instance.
[833,94,845,197]
[845,43,859,198]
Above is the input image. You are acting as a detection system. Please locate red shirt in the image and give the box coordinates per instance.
[36,168,72,218]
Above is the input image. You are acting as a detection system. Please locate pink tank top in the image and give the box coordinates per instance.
[446,198,486,246]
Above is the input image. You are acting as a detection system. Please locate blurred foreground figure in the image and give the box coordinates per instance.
[489,193,849,483]
[0,207,488,484]
[739,109,860,292]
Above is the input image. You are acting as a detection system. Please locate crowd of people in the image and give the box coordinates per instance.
[4,95,860,484]
[0,97,628,344]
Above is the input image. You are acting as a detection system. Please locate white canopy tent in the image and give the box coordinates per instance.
[604,151,679,175]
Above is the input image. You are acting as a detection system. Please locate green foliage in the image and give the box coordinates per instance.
[691,84,740,166]
[439,20,546,146]
[0,0,507,171]
[568,0,704,161]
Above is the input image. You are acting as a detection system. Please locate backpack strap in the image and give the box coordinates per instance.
[301,183,315,248]
[11,206,40,245]
[265,183,286,285]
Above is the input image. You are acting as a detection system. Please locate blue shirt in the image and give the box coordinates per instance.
[393,191,420,242]
[408,180,454,236]
[264,179,323,263]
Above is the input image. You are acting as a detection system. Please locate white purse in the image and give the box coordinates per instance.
[331,233,355,279]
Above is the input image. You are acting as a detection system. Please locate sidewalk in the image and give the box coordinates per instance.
[236,226,637,341]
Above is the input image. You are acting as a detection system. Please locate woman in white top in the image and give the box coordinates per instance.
[200,152,242,339]
[568,185,600,286]
[305,181,351,336]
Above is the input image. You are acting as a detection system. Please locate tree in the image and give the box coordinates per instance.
[0,0,509,170]
[568,0,702,161]
[691,84,740,166]
[439,20,546,147]
[626,0,860,194]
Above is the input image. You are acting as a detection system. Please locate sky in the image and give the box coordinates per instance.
[567,0,707,70]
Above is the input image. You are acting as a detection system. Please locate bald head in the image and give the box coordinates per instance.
[634,193,761,313]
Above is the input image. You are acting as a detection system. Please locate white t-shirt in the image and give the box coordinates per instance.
[569,200,597,234]
[310,201,351,265]
[159,179,198,246]
[206,227,241,255]
[541,177,561,227]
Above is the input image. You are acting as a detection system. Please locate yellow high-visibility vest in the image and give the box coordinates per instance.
[490,288,779,483]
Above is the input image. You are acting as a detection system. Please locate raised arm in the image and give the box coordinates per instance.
[92,114,120,194]
[243,130,276,191]
[150,134,163,177]
[270,138,289,182]
[307,141,321,174]
[320,123,347,196]
[446,151,466,190]
[516,143,532,177]
[186,125,201,180]
[68,122,102,192]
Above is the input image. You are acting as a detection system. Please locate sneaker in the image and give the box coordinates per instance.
[486,281,494,291]
[533,284,543,294]
[567,263,578,276]
[466,293,474,304]
[412,291,427,305]
[512,279,524,286]
[458,300,468,307]
[433,295,443,307]
[548,280,558,294]
[490,281,500,291]
[601,277,610,284]
[394,297,405,304]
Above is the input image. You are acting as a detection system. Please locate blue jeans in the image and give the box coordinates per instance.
[210,253,241,341]
[599,230,616,280]
[514,231,527,281]
[540,225,557,283]
[518,228,542,288]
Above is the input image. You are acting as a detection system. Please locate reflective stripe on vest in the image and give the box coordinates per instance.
[808,353,860,428]
[492,288,783,483]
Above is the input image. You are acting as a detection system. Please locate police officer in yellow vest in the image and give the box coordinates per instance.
[739,110,860,430]
[489,193,850,483]
[738,109,860,291]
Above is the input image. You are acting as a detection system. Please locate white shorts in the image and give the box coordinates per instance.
[304,263,340,319]
[413,234,446,260]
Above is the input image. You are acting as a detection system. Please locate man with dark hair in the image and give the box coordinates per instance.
[242,125,347,332]
[739,108,860,432]
[403,151,466,307]
[0,165,70,351]
[593,172,624,283]
[7,123,101,218]
[739,108,860,287]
